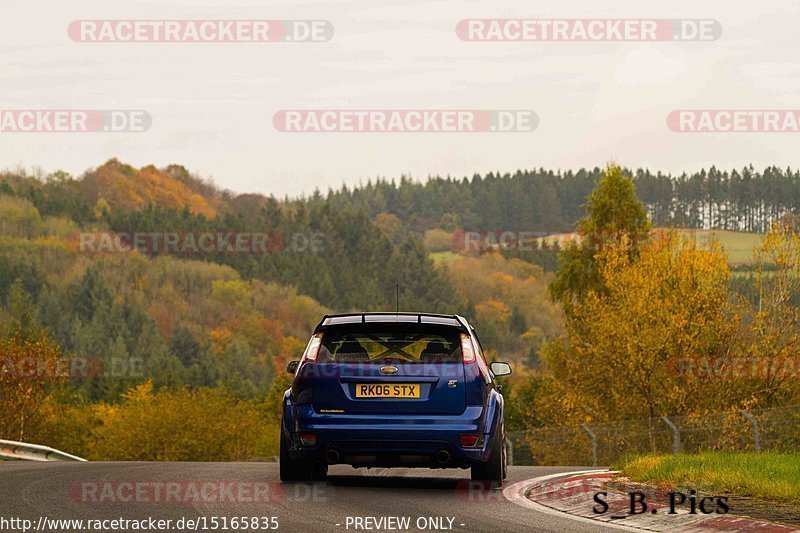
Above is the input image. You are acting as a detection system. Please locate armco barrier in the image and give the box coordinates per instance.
[0,439,86,462]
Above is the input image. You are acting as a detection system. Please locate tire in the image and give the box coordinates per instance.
[471,425,506,487]
[279,424,328,483]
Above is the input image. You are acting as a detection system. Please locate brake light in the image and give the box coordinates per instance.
[304,333,323,362]
[299,433,318,446]
[460,333,475,363]
[460,434,483,448]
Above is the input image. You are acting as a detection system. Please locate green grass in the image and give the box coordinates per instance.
[679,229,764,266]
[535,229,765,266]
[615,452,800,504]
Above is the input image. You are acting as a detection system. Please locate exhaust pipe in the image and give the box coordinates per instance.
[435,449,451,464]
[325,448,341,464]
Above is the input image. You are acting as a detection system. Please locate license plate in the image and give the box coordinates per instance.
[355,383,420,398]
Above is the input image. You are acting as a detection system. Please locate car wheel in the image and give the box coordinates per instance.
[313,461,329,480]
[279,424,327,482]
[471,427,504,487]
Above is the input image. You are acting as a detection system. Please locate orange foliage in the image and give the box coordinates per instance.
[80,159,217,218]
[0,332,65,442]
[209,326,235,354]
[148,301,175,338]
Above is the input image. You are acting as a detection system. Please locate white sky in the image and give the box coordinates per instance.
[2,0,799,197]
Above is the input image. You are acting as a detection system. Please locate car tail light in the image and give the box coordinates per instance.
[299,433,318,446]
[460,434,483,448]
[304,333,323,362]
[460,333,475,363]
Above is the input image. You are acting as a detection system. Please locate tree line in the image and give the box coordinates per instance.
[312,165,800,233]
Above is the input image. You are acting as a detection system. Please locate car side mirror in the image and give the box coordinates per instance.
[286,360,300,375]
[490,362,512,377]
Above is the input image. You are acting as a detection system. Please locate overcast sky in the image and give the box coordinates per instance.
[2,0,799,197]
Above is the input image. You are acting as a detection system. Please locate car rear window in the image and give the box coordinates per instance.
[317,325,463,364]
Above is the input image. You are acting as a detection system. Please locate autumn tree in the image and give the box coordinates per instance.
[0,330,65,441]
[745,221,800,406]
[549,164,650,310]
[538,231,743,430]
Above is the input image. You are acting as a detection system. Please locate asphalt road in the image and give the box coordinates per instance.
[0,463,612,533]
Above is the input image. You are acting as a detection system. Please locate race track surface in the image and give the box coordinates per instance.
[0,463,612,532]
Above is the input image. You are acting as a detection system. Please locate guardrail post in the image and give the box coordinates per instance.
[740,410,760,452]
[505,439,514,466]
[661,416,680,454]
[579,423,597,467]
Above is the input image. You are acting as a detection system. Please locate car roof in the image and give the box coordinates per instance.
[314,312,470,333]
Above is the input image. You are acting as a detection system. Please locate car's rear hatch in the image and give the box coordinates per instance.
[296,321,468,415]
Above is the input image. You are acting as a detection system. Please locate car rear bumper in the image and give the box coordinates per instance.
[284,405,496,467]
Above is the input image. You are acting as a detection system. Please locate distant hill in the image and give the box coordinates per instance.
[79,159,219,217]
[4,160,798,236]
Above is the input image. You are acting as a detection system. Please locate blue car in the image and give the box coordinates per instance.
[280,312,511,485]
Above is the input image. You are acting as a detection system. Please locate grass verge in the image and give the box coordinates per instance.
[614,452,800,504]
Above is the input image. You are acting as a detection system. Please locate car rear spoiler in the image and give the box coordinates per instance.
[314,312,470,333]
